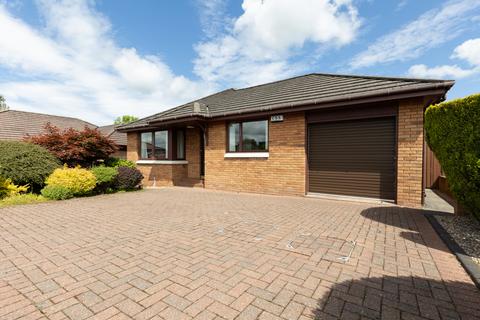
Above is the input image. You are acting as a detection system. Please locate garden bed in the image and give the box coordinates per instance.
[427,213,480,287]
[436,214,480,264]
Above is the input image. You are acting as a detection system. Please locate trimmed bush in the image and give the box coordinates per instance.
[45,166,97,196]
[104,157,136,168]
[91,166,118,193]
[425,93,480,217]
[115,166,143,190]
[0,176,29,199]
[41,185,74,200]
[0,141,60,190]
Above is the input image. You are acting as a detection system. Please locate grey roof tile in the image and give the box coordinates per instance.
[117,73,455,130]
[98,124,127,146]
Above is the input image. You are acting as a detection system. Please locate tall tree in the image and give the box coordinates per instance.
[114,115,138,125]
[0,95,9,111]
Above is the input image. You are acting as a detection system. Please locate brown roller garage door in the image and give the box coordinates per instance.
[308,117,396,200]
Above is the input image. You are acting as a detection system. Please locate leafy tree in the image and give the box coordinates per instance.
[0,95,9,111]
[114,115,138,125]
[26,123,117,167]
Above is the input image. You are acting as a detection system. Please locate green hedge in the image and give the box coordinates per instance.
[0,141,60,191]
[425,94,480,217]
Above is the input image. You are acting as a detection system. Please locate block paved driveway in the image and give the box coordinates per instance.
[0,188,479,320]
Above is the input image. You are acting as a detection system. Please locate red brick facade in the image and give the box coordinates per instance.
[204,112,306,196]
[186,128,201,179]
[396,98,425,208]
[126,130,200,187]
[126,101,426,207]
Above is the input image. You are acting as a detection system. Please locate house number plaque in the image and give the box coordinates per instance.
[271,115,284,122]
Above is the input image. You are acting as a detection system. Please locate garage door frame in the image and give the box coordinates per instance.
[305,103,398,202]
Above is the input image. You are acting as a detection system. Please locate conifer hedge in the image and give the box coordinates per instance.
[425,94,480,217]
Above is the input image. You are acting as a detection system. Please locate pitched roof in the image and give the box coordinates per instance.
[0,110,97,141]
[98,124,127,146]
[118,73,454,131]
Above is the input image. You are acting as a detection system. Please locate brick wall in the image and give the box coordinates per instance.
[204,112,306,196]
[186,128,201,179]
[136,164,188,187]
[126,103,426,205]
[127,133,139,162]
[397,98,425,207]
[126,132,189,187]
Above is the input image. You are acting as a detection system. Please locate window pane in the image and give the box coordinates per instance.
[176,130,185,159]
[154,131,168,159]
[140,132,153,158]
[242,120,268,151]
[228,123,240,152]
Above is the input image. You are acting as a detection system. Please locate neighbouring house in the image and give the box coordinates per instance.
[117,73,454,208]
[0,109,128,159]
[98,124,128,159]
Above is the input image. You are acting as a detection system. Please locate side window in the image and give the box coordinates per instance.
[154,131,168,159]
[176,130,185,159]
[140,132,153,158]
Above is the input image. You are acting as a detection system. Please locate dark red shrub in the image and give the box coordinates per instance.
[115,166,143,190]
[26,123,117,167]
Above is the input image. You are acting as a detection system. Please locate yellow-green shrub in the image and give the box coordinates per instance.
[0,194,47,208]
[0,176,29,199]
[45,166,96,196]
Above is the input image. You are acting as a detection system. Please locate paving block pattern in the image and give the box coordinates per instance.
[0,188,479,319]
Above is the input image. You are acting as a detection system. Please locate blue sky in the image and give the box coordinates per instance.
[0,0,479,124]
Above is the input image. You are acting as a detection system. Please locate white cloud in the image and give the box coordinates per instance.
[350,0,480,69]
[0,0,362,124]
[395,0,408,11]
[452,38,480,66]
[196,0,230,39]
[0,5,69,73]
[194,0,361,87]
[0,0,214,125]
[407,64,474,79]
[407,38,480,79]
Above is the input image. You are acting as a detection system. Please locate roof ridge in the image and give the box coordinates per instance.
[311,72,454,83]
[229,73,454,93]
[4,109,97,127]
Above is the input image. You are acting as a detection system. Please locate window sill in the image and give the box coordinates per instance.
[224,152,269,159]
[136,160,188,165]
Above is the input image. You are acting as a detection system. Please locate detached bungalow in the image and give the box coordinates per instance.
[118,73,454,208]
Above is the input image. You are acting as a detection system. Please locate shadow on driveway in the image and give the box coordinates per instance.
[360,206,450,253]
[313,275,480,319]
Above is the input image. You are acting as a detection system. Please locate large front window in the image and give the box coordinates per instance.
[228,120,268,152]
[139,129,186,160]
